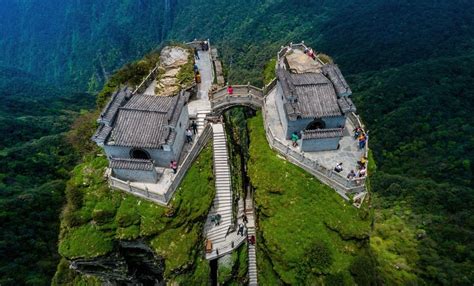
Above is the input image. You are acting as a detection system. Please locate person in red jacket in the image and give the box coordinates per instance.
[227,85,234,95]
[170,161,177,174]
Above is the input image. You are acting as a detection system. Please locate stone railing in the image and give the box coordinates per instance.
[108,124,213,205]
[133,65,160,95]
[262,77,277,95]
[166,124,213,202]
[185,38,211,52]
[277,41,325,65]
[109,175,168,206]
[277,42,309,60]
[262,107,366,200]
[210,85,265,114]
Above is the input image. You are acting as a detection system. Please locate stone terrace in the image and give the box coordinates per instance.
[265,87,365,184]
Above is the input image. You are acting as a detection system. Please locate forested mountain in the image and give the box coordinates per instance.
[0,67,94,284]
[0,0,473,285]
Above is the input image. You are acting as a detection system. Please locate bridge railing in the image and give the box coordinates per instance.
[205,233,247,260]
[210,85,265,112]
[262,107,366,199]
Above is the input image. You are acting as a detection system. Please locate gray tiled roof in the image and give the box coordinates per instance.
[124,94,177,112]
[322,64,352,97]
[91,124,112,144]
[278,68,342,119]
[337,97,357,114]
[109,158,155,171]
[302,128,344,139]
[99,87,132,126]
[107,91,189,148]
[110,109,169,148]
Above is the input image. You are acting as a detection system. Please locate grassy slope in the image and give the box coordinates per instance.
[55,143,214,284]
[247,113,371,284]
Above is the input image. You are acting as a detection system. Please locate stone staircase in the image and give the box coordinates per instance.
[246,194,258,285]
[196,110,210,134]
[204,123,235,259]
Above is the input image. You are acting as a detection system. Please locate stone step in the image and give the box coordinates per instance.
[215,185,231,190]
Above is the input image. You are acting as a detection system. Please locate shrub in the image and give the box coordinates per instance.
[349,251,379,286]
[92,201,116,224]
[306,240,333,274]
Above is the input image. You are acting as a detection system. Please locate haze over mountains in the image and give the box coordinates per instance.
[0,0,472,284]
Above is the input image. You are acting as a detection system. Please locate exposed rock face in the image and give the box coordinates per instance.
[155,46,190,96]
[160,46,189,68]
[70,240,165,285]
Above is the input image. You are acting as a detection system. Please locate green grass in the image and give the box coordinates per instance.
[369,199,421,285]
[247,113,371,284]
[150,225,200,277]
[263,58,277,85]
[57,143,215,282]
[58,224,113,259]
[217,251,237,284]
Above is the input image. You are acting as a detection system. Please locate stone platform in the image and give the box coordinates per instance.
[265,87,365,180]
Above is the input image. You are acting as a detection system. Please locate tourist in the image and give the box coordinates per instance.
[195,71,201,84]
[358,134,366,149]
[291,132,299,147]
[307,49,315,60]
[357,156,368,168]
[191,120,198,134]
[185,128,193,143]
[227,85,233,95]
[358,166,367,177]
[201,41,209,51]
[194,47,200,59]
[242,213,248,224]
[347,170,356,180]
[237,223,245,236]
[215,213,221,226]
[193,63,199,73]
[248,235,256,245]
[170,160,177,174]
[334,162,343,173]
[353,127,362,139]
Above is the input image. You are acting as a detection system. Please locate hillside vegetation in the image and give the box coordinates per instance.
[0,0,473,284]
[247,113,372,285]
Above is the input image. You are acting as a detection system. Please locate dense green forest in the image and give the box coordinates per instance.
[0,68,93,284]
[0,0,473,284]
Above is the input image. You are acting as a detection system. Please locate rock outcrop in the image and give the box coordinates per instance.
[70,240,165,285]
[155,46,190,96]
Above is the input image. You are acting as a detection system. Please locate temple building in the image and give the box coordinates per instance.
[92,87,190,182]
[274,47,356,151]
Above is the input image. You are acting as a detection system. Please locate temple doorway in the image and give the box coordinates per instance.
[130,148,151,160]
[306,118,326,130]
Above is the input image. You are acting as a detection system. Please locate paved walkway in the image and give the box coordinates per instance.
[188,50,212,118]
[143,79,157,96]
[265,87,364,176]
